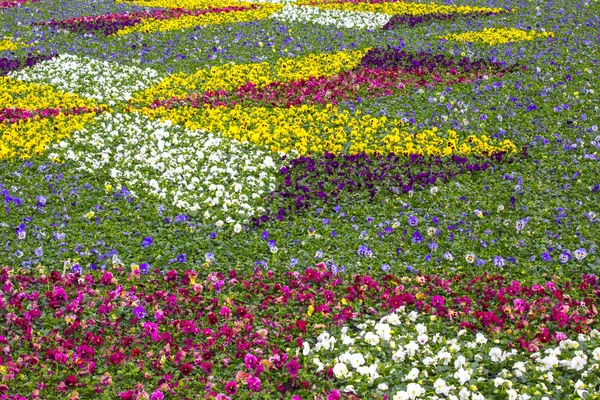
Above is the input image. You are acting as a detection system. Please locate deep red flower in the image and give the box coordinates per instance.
[296,319,307,333]
[224,381,237,395]
[109,351,125,365]
[179,363,193,375]
[65,375,77,386]
[119,390,134,400]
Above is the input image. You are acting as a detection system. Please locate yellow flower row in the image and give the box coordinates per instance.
[130,49,366,105]
[300,1,506,16]
[0,77,98,110]
[0,113,98,160]
[139,104,516,156]
[442,28,554,45]
[0,38,30,52]
[119,0,247,9]
[115,4,282,35]
[0,77,101,160]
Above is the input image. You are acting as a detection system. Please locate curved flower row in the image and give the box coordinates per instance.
[147,67,496,109]
[0,0,39,8]
[114,4,282,35]
[307,1,507,16]
[441,28,555,45]
[0,37,31,52]
[270,4,391,29]
[0,53,54,76]
[254,150,517,224]
[118,0,252,9]
[141,104,516,156]
[0,76,100,160]
[130,49,366,105]
[35,6,257,36]
[382,10,507,30]
[9,54,160,104]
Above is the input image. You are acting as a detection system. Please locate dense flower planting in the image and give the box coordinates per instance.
[1,0,599,398]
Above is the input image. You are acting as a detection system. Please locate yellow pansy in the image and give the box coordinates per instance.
[115,5,282,35]
[441,28,554,45]
[130,49,366,105]
[0,37,31,52]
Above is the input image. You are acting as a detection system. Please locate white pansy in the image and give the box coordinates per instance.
[405,367,420,381]
[348,352,365,369]
[302,342,310,356]
[453,367,472,385]
[364,331,380,346]
[489,347,505,362]
[415,323,427,335]
[593,347,600,361]
[333,362,349,378]
[375,322,392,341]
[406,382,425,399]
[271,5,391,29]
[475,333,488,344]
[10,54,160,103]
[569,355,587,370]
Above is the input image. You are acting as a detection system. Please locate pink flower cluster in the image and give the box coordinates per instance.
[149,66,500,110]
[0,106,101,124]
[36,5,256,35]
[0,0,39,9]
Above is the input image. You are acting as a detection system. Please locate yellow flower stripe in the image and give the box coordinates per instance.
[118,0,246,9]
[0,77,100,160]
[0,37,31,52]
[140,104,516,156]
[115,4,281,35]
[0,113,98,160]
[301,2,506,16]
[441,28,554,45]
[0,77,98,110]
[130,49,366,105]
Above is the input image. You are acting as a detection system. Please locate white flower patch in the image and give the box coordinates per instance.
[47,112,279,224]
[270,5,391,29]
[9,54,160,105]
[302,307,600,399]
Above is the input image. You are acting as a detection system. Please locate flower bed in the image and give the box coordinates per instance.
[0,0,599,398]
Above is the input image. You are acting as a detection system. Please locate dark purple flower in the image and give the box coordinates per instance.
[139,263,149,274]
[412,231,423,243]
[285,358,301,377]
[141,236,153,248]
